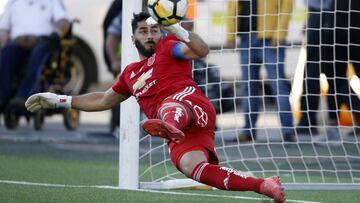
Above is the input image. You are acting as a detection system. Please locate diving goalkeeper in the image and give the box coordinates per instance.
[25,12,285,203]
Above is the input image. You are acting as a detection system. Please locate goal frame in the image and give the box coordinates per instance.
[119,0,360,191]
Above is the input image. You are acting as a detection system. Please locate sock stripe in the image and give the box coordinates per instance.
[158,105,173,119]
[196,163,208,181]
[191,162,205,181]
[192,162,209,182]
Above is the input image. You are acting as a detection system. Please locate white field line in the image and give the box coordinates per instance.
[0,180,321,203]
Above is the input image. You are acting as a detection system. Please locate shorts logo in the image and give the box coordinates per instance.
[193,105,208,127]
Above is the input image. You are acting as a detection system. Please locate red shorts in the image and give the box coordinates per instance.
[161,87,219,170]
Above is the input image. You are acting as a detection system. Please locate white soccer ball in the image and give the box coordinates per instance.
[148,0,188,26]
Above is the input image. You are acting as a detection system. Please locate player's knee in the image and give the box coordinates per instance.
[180,159,198,177]
[179,150,208,178]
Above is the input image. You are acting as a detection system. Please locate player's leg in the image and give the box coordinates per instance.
[142,100,193,143]
[0,42,27,111]
[349,5,360,135]
[264,41,295,141]
[178,148,286,203]
[238,33,261,141]
[16,42,50,99]
[157,100,194,129]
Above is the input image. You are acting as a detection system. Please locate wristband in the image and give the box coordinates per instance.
[146,17,190,43]
[57,95,72,108]
[164,23,190,43]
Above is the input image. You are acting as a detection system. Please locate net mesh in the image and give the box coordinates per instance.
[138,0,360,189]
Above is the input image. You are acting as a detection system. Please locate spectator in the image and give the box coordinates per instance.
[297,0,360,137]
[103,0,122,133]
[296,0,335,135]
[227,0,295,142]
[0,0,70,112]
[333,0,360,136]
[176,11,236,115]
[103,0,122,76]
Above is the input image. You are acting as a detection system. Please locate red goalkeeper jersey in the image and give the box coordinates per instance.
[112,35,200,119]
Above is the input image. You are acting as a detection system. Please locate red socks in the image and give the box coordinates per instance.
[158,102,192,130]
[191,162,264,193]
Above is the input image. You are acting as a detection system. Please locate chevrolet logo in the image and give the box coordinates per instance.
[132,68,153,91]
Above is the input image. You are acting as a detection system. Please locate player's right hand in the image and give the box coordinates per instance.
[25,92,72,112]
[146,17,190,43]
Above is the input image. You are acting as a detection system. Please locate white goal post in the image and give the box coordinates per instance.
[118,0,142,189]
[119,0,360,190]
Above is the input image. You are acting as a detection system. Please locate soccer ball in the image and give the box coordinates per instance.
[148,0,188,26]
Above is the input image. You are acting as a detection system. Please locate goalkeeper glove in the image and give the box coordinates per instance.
[146,17,190,43]
[25,92,72,112]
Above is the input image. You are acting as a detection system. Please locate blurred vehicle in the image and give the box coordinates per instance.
[0,0,307,90]
[0,0,115,95]
[3,20,81,131]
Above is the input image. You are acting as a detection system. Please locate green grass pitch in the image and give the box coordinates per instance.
[0,140,359,203]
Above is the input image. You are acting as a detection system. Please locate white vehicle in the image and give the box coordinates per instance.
[0,0,115,94]
[0,0,306,93]
[63,0,115,87]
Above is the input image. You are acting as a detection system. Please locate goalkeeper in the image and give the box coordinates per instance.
[25,12,285,203]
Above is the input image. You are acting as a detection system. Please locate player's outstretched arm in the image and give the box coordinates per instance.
[25,88,128,112]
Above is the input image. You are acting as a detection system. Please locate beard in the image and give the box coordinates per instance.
[135,39,155,57]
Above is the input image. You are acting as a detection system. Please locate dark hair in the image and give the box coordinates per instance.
[131,12,151,34]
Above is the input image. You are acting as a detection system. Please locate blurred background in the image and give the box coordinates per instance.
[0,0,306,132]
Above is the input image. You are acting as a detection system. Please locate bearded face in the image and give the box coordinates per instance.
[135,39,155,57]
[133,20,162,58]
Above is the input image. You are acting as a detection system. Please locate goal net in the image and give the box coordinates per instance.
[121,0,360,190]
